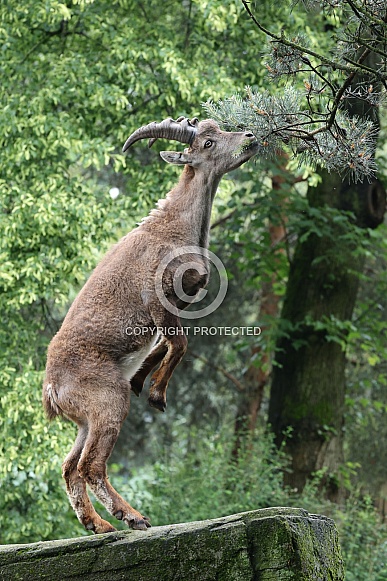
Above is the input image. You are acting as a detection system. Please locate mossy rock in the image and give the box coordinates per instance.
[0,507,345,580]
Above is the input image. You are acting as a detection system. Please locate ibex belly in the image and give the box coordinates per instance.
[118,335,159,382]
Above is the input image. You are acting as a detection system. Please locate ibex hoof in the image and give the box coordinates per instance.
[130,379,143,397]
[148,396,166,412]
[125,515,151,531]
[86,519,117,534]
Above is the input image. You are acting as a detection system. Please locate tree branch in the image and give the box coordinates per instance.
[241,0,360,75]
[190,351,245,392]
[242,0,387,85]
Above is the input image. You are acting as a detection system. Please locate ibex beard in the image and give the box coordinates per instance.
[43,116,258,534]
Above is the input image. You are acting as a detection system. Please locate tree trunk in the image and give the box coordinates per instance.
[268,170,385,498]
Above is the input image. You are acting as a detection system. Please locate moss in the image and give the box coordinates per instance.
[246,514,344,580]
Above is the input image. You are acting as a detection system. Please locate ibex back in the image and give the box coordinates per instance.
[43,116,258,533]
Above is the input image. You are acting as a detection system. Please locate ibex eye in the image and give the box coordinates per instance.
[204,140,213,149]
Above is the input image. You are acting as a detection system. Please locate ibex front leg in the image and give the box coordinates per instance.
[147,305,187,412]
[130,338,168,397]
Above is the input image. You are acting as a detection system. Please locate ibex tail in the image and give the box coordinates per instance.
[42,381,63,421]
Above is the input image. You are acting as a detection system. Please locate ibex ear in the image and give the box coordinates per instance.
[160,151,193,165]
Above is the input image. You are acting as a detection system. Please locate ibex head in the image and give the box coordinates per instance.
[123,117,258,176]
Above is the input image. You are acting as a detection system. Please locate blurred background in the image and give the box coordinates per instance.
[1,2,386,579]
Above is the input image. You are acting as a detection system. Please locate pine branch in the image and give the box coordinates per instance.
[307,47,371,140]
[241,0,370,76]
[205,0,385,180]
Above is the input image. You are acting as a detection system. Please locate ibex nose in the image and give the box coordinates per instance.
[245,132,254,138]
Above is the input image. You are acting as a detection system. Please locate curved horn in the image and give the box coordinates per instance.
[122,117,199,153]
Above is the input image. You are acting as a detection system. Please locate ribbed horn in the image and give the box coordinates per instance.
[122,117,199,153]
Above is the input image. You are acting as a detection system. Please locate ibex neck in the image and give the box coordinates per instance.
[142,165,221,248]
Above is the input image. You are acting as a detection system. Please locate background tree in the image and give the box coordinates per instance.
[206,0,387,494]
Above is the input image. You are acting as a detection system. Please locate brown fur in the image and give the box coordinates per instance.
[43,119,257,533]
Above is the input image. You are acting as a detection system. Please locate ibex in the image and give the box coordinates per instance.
[43,116,257,534]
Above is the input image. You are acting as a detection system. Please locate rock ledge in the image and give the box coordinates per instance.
[0,507,345,580]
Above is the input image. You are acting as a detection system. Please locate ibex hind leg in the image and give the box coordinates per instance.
[77,383,151,531]
[62,423,116,534]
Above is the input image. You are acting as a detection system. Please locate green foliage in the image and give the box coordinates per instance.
[107,425,290,531]
[343,222,387,494]
[0,363,79,543]
[117,426,290,526]
[299,476,387,581]
[339,497,387,581]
